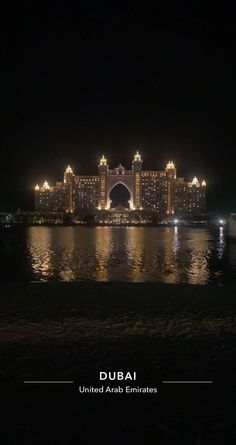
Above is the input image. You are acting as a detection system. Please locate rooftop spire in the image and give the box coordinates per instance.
[192,176,200,186]
[134,150,142,162]
[166,160,175,170]
[99,155,107,166]
[65,165,73,174]
[42,180,50,190]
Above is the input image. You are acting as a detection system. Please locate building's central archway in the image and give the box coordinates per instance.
[106,175,134,210]
[109,183,131,209]
[97,153,143,210]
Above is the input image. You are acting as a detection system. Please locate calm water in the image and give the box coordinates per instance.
[0,226,236,284]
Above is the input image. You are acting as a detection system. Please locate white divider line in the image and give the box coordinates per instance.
[23,381,74,384]
[162,381,213,384]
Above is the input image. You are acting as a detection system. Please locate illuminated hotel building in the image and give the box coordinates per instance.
[34,152,206,215]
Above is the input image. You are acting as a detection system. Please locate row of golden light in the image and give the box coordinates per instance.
[35,158,207,190]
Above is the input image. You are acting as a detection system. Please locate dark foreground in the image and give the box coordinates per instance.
[0,282,236,444]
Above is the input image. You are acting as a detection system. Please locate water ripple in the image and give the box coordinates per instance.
[0,226,235,284]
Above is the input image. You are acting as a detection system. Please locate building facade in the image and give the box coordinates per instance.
[34,152,207,215]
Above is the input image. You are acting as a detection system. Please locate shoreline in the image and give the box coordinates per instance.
[0,222,213,227]
[1,281,236,318]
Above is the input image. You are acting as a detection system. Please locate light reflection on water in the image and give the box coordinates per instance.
[20,226,236,284]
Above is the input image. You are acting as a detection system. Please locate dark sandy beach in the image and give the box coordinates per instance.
[1,282,236,444]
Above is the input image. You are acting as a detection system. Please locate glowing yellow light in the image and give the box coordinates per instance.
[43,180,50,190]
[134,150,142,162]
[35,184,39,191]
[202,180,206,186]
[65,165,73,174]
[166,161,175,170]
[192,176,200,186]
[99,155,107,166]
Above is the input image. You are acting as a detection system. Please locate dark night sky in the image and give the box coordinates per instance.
[1,1,236,212]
